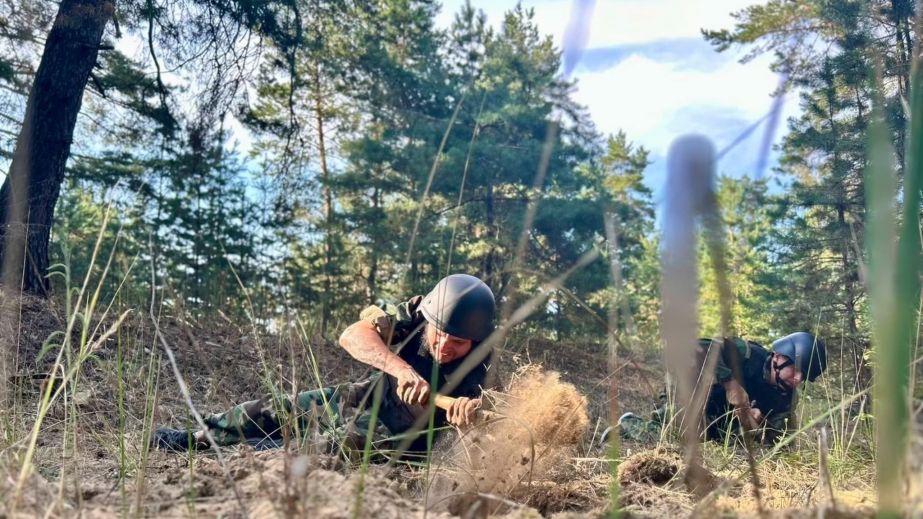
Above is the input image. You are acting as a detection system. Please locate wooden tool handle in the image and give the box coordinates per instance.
[433,394,457,411]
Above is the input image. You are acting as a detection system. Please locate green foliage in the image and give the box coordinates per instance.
[699,176,776,342]
[704,0,919,389]
[0,0,54,160]
[51,182,146,303]
[90,50,178,140]
[55,129,262,318]
[149,133,261,316]
[36,0,666,341]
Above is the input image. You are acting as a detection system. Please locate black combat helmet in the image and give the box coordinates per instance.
[770,332,827,382]
[420,274,496,342]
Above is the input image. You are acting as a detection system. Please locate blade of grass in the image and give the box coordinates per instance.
[661,134,717,493]
[603,212,622,518]
[865,58,921,517]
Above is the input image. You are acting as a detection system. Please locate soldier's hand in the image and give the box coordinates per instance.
[396,367,430,406]
[748,407,764,425]
[724,380,750,409]
[733,403,763,431]
[446,397,481,427]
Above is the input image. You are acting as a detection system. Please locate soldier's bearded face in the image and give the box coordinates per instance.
[425,324,473,364]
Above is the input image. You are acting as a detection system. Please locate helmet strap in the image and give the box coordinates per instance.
[772,356,794,394]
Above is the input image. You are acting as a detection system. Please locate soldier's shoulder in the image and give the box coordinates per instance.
[358,295,427,345]
[394,295,425,322]
[745,339,769,354]
[405,295,424,312]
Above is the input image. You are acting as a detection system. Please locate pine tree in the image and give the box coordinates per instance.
[698,175,777,342]
[0,0,303,295]
[241,0,359,331]
[337,0,450,302]
[704,0,915,388]
[149,128,260,316]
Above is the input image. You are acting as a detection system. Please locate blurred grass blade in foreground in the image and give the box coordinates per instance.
[864,63,922,518]
[661,134,717,490]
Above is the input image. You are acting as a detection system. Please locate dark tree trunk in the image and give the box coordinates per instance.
[366,186,380,305]
[0,0,113,295]
[837,204,867,391]
[315,62,333,335]
[482,180,495,282]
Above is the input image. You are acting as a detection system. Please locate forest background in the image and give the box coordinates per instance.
[0,0,917,400]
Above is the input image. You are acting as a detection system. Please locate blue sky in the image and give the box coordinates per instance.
[109,0,795,203]
[437,0,799,199]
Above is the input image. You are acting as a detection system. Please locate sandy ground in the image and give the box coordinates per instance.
[0,291,881,518]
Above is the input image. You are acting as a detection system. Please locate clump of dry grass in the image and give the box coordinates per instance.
[0,468,68,517]
[614,448,697,516]
[427,365,591,515]
[768,507,875,519]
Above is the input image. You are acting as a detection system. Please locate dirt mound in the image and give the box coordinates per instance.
[427,365,592,515]
[618,448,682,486]
[174,450,451,519]
[0,287,64,342]
[769,506,875,519]
[1,285,366,431]
[1,294,881,519]
[1,289,65,391]
[0,469,72,518]
[612,448,694,516]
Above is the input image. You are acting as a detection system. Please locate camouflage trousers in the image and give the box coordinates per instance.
[620,406,668,443]
[202,374,390,453]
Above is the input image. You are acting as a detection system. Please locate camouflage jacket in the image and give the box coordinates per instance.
[699,337,798,442]
[358,296,492,436]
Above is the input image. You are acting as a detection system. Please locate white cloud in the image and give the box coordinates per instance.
[439,0,759,48]
[573,52,781,152]
[439,0,797,187]
[560,0,757,47]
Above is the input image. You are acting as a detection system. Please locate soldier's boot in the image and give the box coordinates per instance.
[617,412,661,443]
[152,427,202,452]
[244,436,284,451]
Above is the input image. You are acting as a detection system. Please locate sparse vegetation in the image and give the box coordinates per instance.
[1,0,921,517]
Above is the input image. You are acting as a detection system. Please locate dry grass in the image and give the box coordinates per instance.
[0,291,893,518]
[426,366,592,515]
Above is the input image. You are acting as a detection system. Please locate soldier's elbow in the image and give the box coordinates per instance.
[338,322,360,349]
[339,320,377,350]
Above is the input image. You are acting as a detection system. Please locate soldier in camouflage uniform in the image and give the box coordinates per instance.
[152,274,497,455]
[618,332,827,444]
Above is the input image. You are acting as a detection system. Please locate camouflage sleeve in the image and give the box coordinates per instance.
[702,337,750,383]
[358,295,425,346]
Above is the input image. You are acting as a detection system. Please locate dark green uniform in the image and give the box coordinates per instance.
[620,337,797,444]
[702,337,797,442]
[202,296,492,453]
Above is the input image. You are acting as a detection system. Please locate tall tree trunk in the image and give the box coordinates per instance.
[192,146,204,312]
[366,186,380,305]
[482,180,496,283]
[850,88,871,391]
[890,1,912,173]
[314,63,333,335]
[837,204,867,390]
[0,0,113,295]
